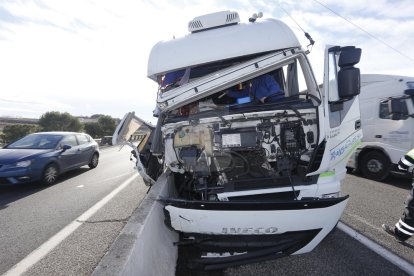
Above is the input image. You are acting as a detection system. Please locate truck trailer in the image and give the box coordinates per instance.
[114,10,362,270]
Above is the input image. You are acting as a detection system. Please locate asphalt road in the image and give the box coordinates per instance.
[0,146,147,276]
[220,173,414,276]
[341,173,414,266]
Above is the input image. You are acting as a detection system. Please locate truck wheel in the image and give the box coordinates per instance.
[360,151,390,181]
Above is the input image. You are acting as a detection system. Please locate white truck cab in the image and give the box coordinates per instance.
[114,11,362,270]
[347,74,414,181]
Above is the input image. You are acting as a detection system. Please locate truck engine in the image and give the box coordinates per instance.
[163,108,318,202]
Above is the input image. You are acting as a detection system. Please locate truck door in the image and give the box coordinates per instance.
[378,97,411,164]
[309,46,362,176]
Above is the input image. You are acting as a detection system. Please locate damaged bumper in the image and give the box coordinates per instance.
[161,196,349,269]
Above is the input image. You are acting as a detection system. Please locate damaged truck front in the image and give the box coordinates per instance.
[114,11,362,270]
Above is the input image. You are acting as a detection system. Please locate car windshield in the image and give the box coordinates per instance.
[6,134,63,149]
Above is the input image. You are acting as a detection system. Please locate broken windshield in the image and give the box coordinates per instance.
[164,60,318,122]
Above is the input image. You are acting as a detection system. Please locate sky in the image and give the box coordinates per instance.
[0,0,413,125]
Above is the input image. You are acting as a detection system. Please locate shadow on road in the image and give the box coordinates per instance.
[0,183,46,210]
[58,167,90,182]
[0,167,91,209]
[347,171,412,190]
[382,175,412,190]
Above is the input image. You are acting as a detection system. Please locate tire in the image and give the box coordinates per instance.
[360,151,390,181]
[42,164,59,185]
[88,153,99,169]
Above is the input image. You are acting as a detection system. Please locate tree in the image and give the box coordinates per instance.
[39,111,83,132]
[83,115,117,138]
[98,115,116,136]
[84,122,103,138]
[90,114,104,119]
[3,124,37,143]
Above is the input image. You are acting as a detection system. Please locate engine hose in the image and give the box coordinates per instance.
[228,150,250,178]
[214,152,235,173]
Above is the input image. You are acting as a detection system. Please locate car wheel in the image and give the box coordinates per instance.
[360,151,390,181]
[42,164,59,185]
[89,153,99,169]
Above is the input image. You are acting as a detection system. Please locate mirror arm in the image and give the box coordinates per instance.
[328,96,353,105]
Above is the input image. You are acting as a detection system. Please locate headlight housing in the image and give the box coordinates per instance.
[322,192,340,199]
[15,160,32,167]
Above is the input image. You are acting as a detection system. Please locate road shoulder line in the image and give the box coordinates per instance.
[3,173,138,276]
[338,222,414,275]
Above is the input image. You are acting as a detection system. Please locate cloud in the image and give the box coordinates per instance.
[0,95,75,118]
[0,0,413,124]
[274,4,414,81]
[0,5,23,24]
[1,0,99,31]
[316,0,414,19]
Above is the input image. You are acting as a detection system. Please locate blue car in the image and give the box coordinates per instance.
[0,132,100,185]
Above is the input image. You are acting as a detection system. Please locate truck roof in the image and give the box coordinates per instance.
[361,74,414,86]
[360,74,414,99]
[147,12,300,81]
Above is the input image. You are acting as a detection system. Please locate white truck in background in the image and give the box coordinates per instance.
[114,10,362,271]
[347,74,414,181]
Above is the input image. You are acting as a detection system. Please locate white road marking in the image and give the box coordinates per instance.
[338,222,414,275]
[77,185,84,188]
[92,172,133,185]
[345,212,382,232]
[3,173,139,276]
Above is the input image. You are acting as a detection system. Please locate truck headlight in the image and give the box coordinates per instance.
[15,160,32,167]
[322,192,340,198]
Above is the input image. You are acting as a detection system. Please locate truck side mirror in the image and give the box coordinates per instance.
[338,68,360,99]
[404,89,414,96]
[387,98,406,120]
[337,47,362,100]
[388,98,403,113]
[390,113,403,120]
[386,98,414,120]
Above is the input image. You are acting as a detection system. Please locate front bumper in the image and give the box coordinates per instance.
[0,167,35,185]
[178,229,320,270]
[162,196,349,269]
